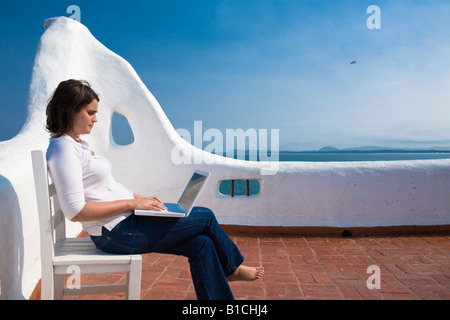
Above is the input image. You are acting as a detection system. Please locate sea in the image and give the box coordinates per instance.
[275,151,450,162]
[223,150,450,162]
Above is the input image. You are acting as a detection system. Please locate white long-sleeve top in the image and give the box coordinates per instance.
[46,135,134,236]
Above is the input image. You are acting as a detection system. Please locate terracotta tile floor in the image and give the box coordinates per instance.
[64,234,450,300]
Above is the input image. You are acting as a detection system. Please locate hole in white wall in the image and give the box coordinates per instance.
[219,179,260,197]
[111,112,135,145]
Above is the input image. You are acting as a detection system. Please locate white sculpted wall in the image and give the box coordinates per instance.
[0,17,449,299]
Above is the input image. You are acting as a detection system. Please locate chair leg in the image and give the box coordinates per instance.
[125,256,142,300]
[54,273,65,300]
[40,272,54,300]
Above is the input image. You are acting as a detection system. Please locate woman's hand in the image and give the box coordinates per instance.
[133,194,167,211]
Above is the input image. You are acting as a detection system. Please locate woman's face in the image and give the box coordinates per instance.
[71,99,98,137]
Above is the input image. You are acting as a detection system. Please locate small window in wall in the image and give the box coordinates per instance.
[219,179,260,197]
[111,112,135,145]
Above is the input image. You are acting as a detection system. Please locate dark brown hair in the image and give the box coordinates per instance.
[46,79,99,137]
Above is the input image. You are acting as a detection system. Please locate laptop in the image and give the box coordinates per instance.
[134,170,210,218]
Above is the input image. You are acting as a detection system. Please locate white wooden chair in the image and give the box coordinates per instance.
[31,150,142,300]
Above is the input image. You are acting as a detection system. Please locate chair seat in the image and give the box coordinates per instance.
[53,237,139,266]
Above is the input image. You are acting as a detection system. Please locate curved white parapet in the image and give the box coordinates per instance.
[0,17,449,299]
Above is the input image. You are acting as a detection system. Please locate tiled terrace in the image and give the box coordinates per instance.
[61,233,450,300]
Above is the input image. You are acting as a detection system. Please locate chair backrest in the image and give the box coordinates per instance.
[31,150,67,268]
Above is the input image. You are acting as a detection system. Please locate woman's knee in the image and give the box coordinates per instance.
[193,206,214,216]
[192,206,216,223]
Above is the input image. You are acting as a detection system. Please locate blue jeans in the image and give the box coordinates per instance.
[90,207,244,300]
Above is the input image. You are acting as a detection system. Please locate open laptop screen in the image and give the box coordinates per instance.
[178,172,208,211]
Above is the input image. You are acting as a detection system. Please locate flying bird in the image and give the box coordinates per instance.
[350,61,358,65]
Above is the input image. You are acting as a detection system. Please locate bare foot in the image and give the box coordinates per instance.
[227,265,264,282]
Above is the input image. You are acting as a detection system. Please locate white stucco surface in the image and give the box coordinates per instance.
[0,17,449,299]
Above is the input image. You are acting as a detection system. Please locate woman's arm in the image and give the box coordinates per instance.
[72,196,167,222]
[47,141,167,223]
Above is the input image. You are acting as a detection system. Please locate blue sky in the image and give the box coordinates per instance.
[1,0,450,150]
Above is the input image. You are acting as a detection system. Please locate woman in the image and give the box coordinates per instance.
[45,79,264,300]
